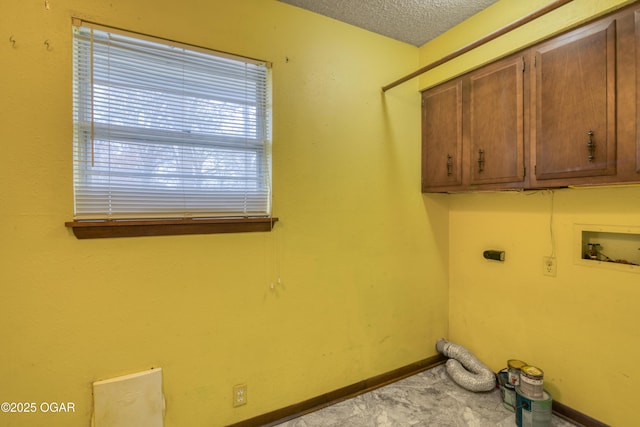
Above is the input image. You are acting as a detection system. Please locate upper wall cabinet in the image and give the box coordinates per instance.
[421,80,463,191]
[421,53,526,192]
[421,3,639,193]
[530,17,617,184]
[468,55,526,188]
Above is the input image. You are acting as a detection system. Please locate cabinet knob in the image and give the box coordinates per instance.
[447,154,453,176]
[477,149,485,173]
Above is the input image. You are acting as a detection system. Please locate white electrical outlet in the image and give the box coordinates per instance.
[233,384,247,407]
[543,256,557,277]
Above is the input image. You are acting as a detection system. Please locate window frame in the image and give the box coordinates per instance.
[66,20,276,238]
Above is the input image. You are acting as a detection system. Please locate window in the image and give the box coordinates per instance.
[66,20,276,238]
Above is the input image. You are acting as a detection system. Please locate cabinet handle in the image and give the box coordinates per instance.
[587,130,595,162]
[477,149,485,173]
[447,154,453,176]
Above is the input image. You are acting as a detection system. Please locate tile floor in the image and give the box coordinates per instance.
[274,364,576,426]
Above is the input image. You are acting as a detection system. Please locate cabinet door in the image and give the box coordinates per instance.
[532,19,616,181]
[422,80,463,191]
[468,55,525,185]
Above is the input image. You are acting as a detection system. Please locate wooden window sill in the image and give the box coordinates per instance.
[65,217,278,239]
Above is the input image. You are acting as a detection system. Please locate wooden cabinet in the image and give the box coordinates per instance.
[529,6,639,188]
[421,54,526,192]
[421,3,640,193]
[468,55,526,187]
[421,80,463,191]
[530,16,617,185]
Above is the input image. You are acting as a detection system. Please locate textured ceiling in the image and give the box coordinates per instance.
[278,0,500,47]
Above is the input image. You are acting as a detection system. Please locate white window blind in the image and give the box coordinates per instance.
[72,21,272,220]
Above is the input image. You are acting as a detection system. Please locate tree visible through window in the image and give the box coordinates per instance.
[71,21,272,221]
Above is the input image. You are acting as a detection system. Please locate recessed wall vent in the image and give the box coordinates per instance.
[576,224,640,273]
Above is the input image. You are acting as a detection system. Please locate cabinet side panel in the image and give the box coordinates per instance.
[636,10,640,174]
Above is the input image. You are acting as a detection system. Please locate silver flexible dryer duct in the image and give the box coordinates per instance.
[436,338,496,392]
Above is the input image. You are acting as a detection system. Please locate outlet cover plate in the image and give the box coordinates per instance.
[233,384,247,407]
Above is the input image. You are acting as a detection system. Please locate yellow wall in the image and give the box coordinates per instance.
[0,1,448,426]
[419,0,640,425]
[448,189,640,426]
[4,0,637,425]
